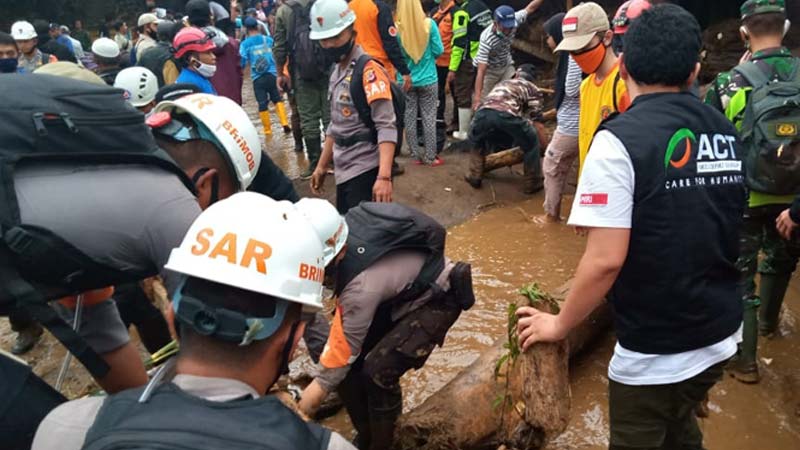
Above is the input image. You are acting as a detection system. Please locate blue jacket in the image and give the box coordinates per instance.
[239,34,276,81]
[176,68,217,94]
[396,19,443,87]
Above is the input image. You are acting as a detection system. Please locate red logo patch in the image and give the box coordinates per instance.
[562,16,578,32]
[317,17,324,26]
[580,193,608,206]
[388,26,397,37]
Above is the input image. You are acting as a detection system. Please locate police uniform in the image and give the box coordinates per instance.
[704,0,800,381]
[326,45,397,213]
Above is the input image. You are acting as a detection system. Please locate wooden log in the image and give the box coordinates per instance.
[394,285,612,450]
[484,147,524,173]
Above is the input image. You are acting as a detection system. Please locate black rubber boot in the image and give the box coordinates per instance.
[365,383,403,450]
[727,297,760,384]
[11,322,43,355]
[758,273,791,337]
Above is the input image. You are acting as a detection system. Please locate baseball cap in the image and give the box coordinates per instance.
[243,16,258,28]
[138,13,160,27]
[11,21,37,40]
[494,5,518,29]
[554,2,610,53]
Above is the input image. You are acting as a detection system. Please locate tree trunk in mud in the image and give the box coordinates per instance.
[394,283,612,450]
[484,148,524,173]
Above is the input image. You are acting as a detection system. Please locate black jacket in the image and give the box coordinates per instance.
[38,35,76,63]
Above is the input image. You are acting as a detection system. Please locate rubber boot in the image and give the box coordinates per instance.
[11,322,43,355]
[758,273,791,337]
[522,151,544,194]
[464,148,484,189]
[365,383,403,450]
[301,137,321,179]
[452,108,472,141]
[337,372,371,448]
[727,297,760,383]
[258,110,272,136]
[275,101,291,134]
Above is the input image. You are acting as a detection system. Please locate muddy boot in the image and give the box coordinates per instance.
[365,384,403,450]
[258,110,273,136]
[727,297,760,384]
[522,150,544,194]
[275,101,291,134]
[758,273,791,337]
[464,148,484,189]
[301,137,321,180]
[11,322,43,355]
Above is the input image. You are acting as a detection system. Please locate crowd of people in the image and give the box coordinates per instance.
[1,0,799,449]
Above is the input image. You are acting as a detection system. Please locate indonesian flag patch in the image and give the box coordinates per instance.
[562,17,578,32]
[580,193,608,206]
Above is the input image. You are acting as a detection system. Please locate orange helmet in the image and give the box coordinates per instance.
[172,27,216,58]
[613,0,652,35]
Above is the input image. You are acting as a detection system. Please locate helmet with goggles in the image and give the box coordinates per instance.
[172,26,216,58]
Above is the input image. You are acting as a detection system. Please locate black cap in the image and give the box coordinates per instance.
[155,83,203,104]
[186,0,211,26]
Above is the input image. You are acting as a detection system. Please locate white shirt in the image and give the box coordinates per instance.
[568,130,740,385]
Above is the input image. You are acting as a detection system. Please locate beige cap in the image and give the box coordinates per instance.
[138,13,160,27]
[554,2,610,53]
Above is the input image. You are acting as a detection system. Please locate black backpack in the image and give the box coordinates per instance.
[0,74,193,378]
[288,0,330,81]
[335,202,445,304]
[350,54,406,147]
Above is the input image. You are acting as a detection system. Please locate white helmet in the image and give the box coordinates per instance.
[91,37,121,58]
[295,198,348,266]
[152,93,262,190]
[309,0,356,40]
[165,192,327,312]
[114,67,159,107]
[11,21,37,40]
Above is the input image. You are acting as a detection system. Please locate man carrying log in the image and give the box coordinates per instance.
[464,63,545,194]
[297,202,476,450]
[517,5,746,449]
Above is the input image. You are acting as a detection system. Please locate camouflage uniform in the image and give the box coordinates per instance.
[705,1,800,381]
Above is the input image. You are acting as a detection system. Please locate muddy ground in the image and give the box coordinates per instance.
[2,76,799,449]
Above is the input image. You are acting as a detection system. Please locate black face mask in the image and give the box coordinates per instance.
[323,38,354,63]
[191,167,219,206]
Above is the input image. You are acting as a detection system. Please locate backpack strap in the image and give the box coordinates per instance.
[733,61,772,90]
[612,70,621,112]
[350,54,376,133]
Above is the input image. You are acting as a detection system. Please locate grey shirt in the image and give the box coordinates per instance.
[326,45,397,185]
[32,374,356,450]
[313,251,453,392]
[13,163,201,293]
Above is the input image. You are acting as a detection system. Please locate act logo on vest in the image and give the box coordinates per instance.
[663,127,743,190]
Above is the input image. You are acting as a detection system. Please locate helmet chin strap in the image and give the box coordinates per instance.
[268,321,302,390]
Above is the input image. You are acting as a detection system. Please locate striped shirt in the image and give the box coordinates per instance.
[473,10,528,69]
[556,56,581,137]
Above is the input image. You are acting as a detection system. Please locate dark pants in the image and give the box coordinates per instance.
[608,361,726,450]
[335,167,379,214]
[338,297,462,450]
[436,65,454,140]
[469,108,539,155]
[452,61,474,109]
[114,282,172,355]
[253,73,282,111]
[8,306,36,332]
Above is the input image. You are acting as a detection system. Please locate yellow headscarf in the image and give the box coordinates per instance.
[395,0,430,64]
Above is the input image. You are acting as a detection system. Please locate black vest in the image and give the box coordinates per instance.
[82,382,331,450]
[599,92,745,354]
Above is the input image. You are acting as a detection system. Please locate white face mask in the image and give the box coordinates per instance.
[194,59,217,78]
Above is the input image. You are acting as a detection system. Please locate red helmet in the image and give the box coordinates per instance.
[172,27,216,58]
[613,0,652,35]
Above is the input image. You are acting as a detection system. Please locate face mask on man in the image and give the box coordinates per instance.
[0,58,18,73]
[572,40,607,74]
[323,38,354,63]
[193,58,217,78]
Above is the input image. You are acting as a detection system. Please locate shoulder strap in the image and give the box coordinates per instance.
[612,70,621,111]
[350,54,376,130]
[733,61,771,90]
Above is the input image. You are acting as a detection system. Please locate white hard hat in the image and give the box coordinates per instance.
[91,37,120,58]
[309,0,356,40]
[295,198,348,266]
[11,21,37,40]
[165,192,327,312]
[114,67,159,107]
[152,93,262,190]
[138,13,160,27]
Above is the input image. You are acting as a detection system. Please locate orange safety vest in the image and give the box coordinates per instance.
[349,0,396,80]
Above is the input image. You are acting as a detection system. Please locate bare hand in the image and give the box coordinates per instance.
[446,70,456,86]
[776,208,798,240]
[516,306,566,351]
[372,179,392,202]
[278,74,291,92]
[402,74,412,92]
[310,168,326,195]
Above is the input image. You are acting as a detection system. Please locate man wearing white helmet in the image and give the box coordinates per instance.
[115,66,159,113]
[91,37,122,85]
[11,21,58,74]
[32,193,357,450]
[308,0,398,214]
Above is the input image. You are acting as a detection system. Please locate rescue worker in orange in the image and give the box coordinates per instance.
[348,0,412,89]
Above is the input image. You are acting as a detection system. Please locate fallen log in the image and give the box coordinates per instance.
[394,282,612,450]
[484,147,523,173]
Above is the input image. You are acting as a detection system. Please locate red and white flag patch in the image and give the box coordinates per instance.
[562,17,578,32]
[579,193,608,206]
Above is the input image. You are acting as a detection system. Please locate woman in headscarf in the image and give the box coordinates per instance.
[395,0,444,166]
[542,12,583,221]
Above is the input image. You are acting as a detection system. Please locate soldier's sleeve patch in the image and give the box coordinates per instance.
[363,62,392,104]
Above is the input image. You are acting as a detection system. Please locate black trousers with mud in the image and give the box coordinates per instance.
[338,297,462,450]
